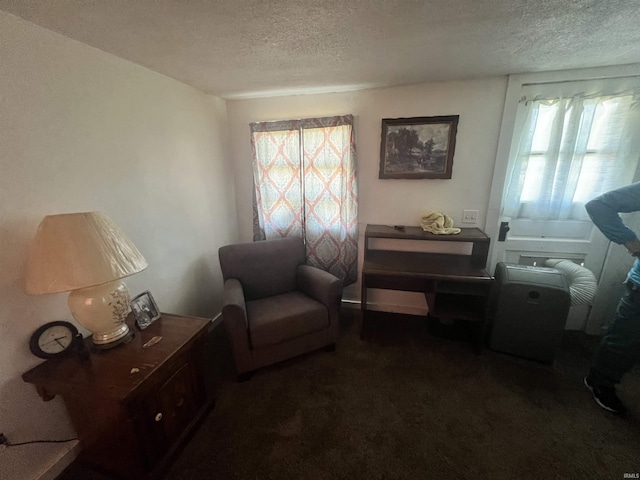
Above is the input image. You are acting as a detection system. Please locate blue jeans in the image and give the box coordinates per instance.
[589,281,640,388]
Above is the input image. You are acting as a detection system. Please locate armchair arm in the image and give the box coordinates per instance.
[297,264,342,314]
[222,278,248,331]
[221,278,253,374]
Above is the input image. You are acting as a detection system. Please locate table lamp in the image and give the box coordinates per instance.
[25,212,148,348]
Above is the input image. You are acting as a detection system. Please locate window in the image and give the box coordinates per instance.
[504,78,640,220]
[251,115,358,285]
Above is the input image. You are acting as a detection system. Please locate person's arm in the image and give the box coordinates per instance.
[585,182,640,255]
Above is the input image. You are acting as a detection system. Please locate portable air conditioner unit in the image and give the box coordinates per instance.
[490,262,571,363]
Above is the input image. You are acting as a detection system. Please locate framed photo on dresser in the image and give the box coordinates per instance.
[131,290,161,330]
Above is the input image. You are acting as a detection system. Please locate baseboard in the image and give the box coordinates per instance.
[38,441,81,480]
[0,439,81,480]
[210,312,223,327]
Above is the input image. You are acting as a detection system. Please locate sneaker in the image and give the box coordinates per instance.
[584,376,627,415]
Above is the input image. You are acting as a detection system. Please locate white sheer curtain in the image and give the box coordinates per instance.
[504,79,640,220]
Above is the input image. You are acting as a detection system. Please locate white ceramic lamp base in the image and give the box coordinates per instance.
[68,279,132,345]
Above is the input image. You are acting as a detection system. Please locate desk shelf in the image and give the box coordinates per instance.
[361,224,493,349]
[365,250,489,280]
[432,293,488,321]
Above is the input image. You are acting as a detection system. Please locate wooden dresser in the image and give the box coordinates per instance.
[361,224,493,349]
[22,313,216,479]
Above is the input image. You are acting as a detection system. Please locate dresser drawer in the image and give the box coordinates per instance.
[136,355,205,467]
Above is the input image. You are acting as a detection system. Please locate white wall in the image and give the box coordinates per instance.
[0,11,238,479]
[226,78,507,310]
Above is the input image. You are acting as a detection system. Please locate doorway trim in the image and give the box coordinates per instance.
[485,63,640,271]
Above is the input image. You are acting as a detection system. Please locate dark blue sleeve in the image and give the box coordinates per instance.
[585,182,640,245]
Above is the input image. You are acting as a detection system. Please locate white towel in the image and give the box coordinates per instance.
[420,210,461,235]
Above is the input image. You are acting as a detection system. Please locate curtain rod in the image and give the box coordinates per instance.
[522,74,640,87]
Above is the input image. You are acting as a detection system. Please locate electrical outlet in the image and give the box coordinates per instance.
[462,209,479,224]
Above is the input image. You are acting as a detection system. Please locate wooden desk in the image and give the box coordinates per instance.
[361,224,493,349]
[22,313,216,479]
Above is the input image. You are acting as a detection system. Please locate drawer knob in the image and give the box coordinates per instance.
[155,413,163,422]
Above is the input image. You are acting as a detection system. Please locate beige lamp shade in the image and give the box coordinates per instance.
[26,212,149,346]
[26,212,148,294]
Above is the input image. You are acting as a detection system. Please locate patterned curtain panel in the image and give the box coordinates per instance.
[251,115,358,285]
[251,125,302,240]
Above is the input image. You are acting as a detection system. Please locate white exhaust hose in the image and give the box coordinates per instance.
[544,259,598,306]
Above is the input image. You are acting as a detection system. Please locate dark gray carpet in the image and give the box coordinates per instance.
[60,310,640,479]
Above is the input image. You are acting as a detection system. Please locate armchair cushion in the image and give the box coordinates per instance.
[247,291,328,349]
[219,237,306,300]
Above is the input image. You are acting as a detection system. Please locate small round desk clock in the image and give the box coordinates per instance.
[29,321,79,359]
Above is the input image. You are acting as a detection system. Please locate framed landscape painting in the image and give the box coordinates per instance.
[379,115,459,179]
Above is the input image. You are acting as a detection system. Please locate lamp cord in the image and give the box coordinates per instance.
[3,438,78,447]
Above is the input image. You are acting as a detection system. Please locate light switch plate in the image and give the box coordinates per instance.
[462,210,479,224]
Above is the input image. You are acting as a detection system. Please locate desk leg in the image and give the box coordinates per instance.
[475,311,490,354]
[472,321,484,354]
[360,281,367,339]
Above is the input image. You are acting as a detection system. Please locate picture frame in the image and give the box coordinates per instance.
[379,115,459,179]
[130,290,161,330]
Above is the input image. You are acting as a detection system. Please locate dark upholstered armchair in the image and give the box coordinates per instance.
[219,237,342,376]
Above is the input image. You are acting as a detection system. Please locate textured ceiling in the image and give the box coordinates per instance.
[2,0,640,99]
